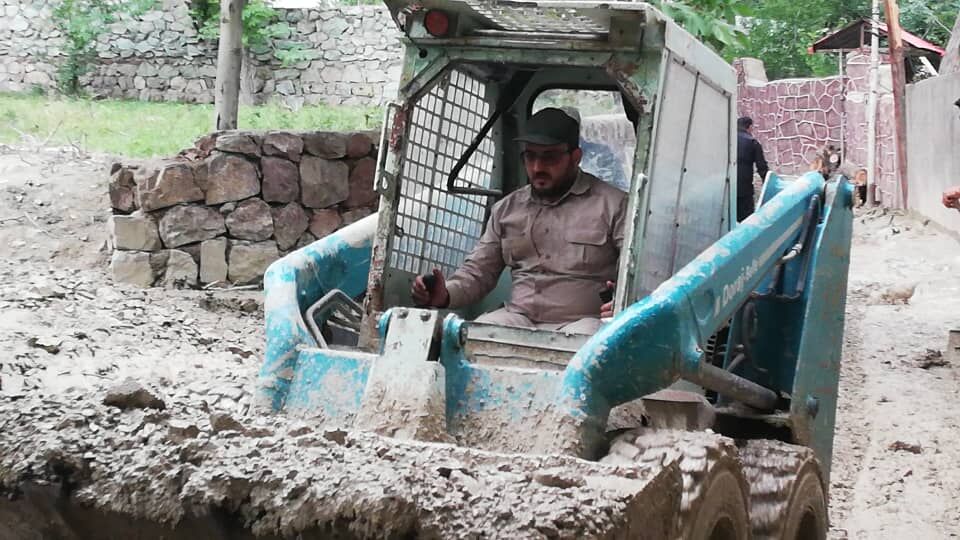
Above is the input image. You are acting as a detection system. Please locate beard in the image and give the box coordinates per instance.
[531,169,578,200]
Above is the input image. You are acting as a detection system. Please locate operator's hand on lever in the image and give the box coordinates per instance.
[411,268,450,308]
[599,281,615,319]
[942,186,960,210]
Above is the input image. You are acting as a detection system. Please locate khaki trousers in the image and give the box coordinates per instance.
[474,308,603,335]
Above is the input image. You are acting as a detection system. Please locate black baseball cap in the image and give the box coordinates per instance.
[515,107,580,148]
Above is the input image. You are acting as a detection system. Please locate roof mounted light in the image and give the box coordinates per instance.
[424,10,451,38]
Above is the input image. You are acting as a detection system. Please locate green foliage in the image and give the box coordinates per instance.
[50,0,154,95]
[651,0,751,50]
[899,0,960,46]
[191,0,313,66]
[0,92,382,157]
[727,0,959,80]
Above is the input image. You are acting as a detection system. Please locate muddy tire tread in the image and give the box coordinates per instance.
[602,429,748,539]
[738,439,825,539]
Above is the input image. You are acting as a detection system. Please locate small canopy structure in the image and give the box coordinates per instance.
[809,18,945,78]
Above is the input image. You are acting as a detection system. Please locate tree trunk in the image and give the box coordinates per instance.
[214,0,245,131]
[941,10,960,75]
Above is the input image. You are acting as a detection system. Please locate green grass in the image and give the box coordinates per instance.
[0,93,383,158]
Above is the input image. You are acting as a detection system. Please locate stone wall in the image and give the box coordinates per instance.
[736,53,900,208]
[0,0,403,106]
[108,129,379,287]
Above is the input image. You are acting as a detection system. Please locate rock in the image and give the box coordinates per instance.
[137,162,204,212]
[178,242,202,264]
[200,237,228,284]
[302,132,348,159]
[109,168,137,213]
[159,205,226,248]
[110,250,156,287]
[880,283,917,305]
[27,336,61,354]
[108,212,162,251]
[262,131,304,161]
[272,202,310,250]
[161,249,198,287]
[294,231,317,250]
[214,132,261,156]
[167,420,201,441]
[888,440,923,454]
[916,349,948,369]
[308,209,342,238]
[346,132,373,158]
[193,133,218,158]
[342,207,373,225]
[300,156,349,208]
[103,380,166,410]
[228,240,279,284]
[219,202,237,216]
[344,157,377,208]
[261,157,300,203]
[533,468,586,489]
[209,412,244,434]
[225,198,274,241]
[205,152,260,205]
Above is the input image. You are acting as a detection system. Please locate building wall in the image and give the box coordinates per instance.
[735,53,901,208]
[0,0,403,106]
[905,71,960,234]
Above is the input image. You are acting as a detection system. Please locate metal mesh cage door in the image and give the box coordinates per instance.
[382,67,502,308]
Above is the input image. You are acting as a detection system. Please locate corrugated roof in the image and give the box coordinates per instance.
[809,18,945,56]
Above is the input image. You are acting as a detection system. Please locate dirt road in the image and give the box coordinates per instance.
[0,144,958,537]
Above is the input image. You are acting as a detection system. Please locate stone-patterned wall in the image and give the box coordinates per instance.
[736,53,900,208]
[0,0,403,106]
[107,130,379,287]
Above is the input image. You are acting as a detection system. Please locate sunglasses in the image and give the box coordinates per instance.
[521,149,572,166]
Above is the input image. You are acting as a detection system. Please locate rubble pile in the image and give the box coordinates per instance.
[107,130,379,288]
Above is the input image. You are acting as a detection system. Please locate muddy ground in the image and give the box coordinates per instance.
[0,144,958,538]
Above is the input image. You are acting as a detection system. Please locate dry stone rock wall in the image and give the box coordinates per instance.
[108,130,379,287]
[0,0,402,106]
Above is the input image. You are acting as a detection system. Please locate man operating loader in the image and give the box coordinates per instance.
[410,107,627,335]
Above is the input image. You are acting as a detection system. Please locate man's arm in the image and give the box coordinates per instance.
[753,139,769,181]
[445,211,507,309]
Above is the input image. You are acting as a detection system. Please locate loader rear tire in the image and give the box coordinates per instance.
[739,440,828,540]
[602,429,750,540]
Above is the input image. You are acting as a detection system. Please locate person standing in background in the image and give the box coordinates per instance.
[736,116,769,222]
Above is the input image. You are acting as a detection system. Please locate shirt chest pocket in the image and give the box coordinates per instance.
[564,227,609,272]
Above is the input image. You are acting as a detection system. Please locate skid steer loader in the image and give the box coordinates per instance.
[260,1,854,538]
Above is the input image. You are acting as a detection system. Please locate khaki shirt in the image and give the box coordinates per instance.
[446,170,627,323]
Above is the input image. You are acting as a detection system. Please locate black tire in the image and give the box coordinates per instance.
[602,429,750,540]
[740,440,828,540]
[684,465,751,540]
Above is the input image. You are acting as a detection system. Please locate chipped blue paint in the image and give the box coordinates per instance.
[285,349,374,420]
[260,214,377,411]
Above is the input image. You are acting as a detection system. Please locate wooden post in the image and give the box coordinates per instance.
[866,0,879,206]
[884,0,909,208]
[214,0,245,131]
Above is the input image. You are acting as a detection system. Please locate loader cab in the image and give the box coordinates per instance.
[357,15,738,350]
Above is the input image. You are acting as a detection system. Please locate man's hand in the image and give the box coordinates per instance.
[600,280,615,318]
[411,268,450,308]
[942,186,960,210]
